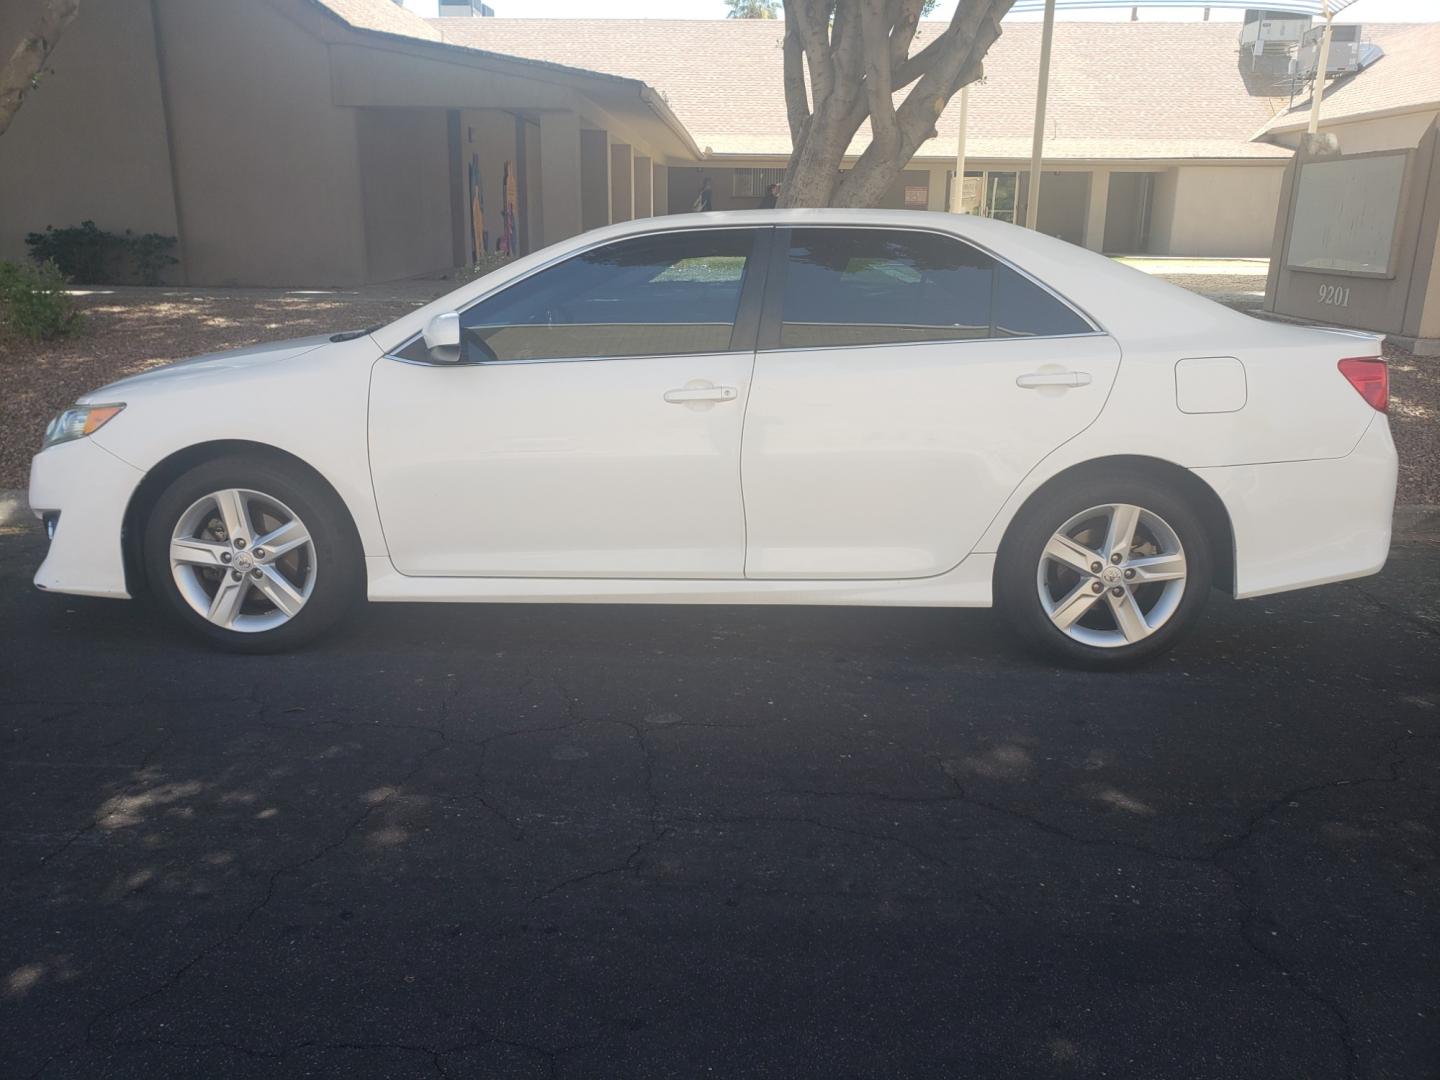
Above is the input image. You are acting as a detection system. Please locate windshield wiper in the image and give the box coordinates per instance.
[329,324,384,343]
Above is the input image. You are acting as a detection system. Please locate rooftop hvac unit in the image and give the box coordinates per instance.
[1239,9,1312,57]
[1293,23,1383,79]
[438,0,495,15]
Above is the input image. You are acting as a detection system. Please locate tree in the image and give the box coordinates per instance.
[779,0,1015,207]
[726,0,781,17]
[0,0,79,137]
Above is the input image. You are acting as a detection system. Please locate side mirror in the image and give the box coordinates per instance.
[422,312,461,363]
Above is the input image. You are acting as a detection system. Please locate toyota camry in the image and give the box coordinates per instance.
[28,209,1397,666]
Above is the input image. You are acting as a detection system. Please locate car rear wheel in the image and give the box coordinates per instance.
[995,476,1213,668]
[143,456,361,652]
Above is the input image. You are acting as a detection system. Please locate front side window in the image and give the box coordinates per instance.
[777,228,1091,349]
[457,229,758,363]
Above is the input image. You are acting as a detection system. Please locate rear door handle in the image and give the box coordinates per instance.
[1016,371,1092,389]
[664,386,738,404]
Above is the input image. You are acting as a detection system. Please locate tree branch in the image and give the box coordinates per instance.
[0,0,80,137]
[782,22,811,145]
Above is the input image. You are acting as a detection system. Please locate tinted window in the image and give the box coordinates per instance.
[991,264,1092,338]
[777,228,1089,348]
[456,229,757,363]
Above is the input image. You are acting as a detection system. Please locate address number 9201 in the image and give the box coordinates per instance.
[1318,283,1351,307]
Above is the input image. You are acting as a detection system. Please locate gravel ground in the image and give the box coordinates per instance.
[0,271,1435,502]
[0,284,444,488]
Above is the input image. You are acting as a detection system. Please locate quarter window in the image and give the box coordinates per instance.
[456,229,758,363]
[776,228,1090,349]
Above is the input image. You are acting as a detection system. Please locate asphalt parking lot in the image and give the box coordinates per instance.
[2,523,1437,1080]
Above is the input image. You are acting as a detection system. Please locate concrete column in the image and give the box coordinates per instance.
[633,155,653,218]
[926,167,948,211]
[653,164,669,215]
[579,128,610,232]
[1084,168,1110,253]
[610,141,634,223]
[537,111,582,247]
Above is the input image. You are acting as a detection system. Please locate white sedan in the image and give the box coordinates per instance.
[28,210,1396,666]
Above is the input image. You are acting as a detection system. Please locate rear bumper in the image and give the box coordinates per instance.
[28,439,144,599]
[1196,415,1397,600]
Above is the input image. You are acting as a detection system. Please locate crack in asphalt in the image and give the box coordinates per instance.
[81,728,452,1060]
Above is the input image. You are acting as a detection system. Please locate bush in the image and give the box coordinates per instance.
[0,259,83,342]
[25,220,178,285]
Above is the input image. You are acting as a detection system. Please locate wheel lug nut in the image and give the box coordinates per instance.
[233,538,246,550]
[1110,586,1124,597]
[251,568,264,579]
[1124,568,1135,580]
[220,552,232,564]
[1091,581,1103,593]
[231,570,243,582]
[1090,562,1102,574]
[1110,553,1122,564]
[253,548,266,559]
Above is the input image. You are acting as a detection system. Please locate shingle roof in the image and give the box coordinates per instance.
[1260,22,1440,136]
[311,0,443,41]
[431,18,1299,161]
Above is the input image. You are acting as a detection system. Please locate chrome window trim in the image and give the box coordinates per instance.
[382,348,758,369]
[755,330,1111,358]
[382,217,1107,367]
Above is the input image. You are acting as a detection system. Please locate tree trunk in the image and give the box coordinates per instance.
[0,0,80,138]
[778,0,1014,209]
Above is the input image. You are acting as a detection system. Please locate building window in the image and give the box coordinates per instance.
[732,168,786,199]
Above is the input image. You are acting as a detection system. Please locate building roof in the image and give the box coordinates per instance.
[1259,22,1440,137]
[309,0,443,41]
[432,18,1299,162]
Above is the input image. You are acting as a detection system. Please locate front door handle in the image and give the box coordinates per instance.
[664,385,738,404]
[1016,371,1092,389]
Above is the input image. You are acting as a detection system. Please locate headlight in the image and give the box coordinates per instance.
[42,403,125,450]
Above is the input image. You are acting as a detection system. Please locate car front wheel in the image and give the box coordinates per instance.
[995,477,1213,668]
[143,456,361,652]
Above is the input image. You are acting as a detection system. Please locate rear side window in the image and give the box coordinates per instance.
[776,228,1090,349]
[457,229,758,363]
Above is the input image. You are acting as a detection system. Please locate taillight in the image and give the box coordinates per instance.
[1338,356,1388,413]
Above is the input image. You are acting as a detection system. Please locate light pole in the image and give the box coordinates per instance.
[1024,0,1057,229]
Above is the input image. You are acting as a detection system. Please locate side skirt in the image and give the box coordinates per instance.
[365,554,996,607]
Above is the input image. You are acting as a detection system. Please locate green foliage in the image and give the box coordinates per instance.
[24,220,179,285]
[725,0,779,17]
[0,259,82,342]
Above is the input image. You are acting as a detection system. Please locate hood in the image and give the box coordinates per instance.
[80,334,336,401]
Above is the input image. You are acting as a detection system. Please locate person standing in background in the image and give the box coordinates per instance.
[760,182,780,209]
[692,177,714,212]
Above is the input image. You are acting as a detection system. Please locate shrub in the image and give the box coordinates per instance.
[0,259,83,342]
[25,220,178,285]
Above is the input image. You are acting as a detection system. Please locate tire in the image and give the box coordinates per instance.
[994,474,1213,669]
[142,455,362,653]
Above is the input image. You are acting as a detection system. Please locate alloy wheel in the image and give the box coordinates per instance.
[168,488,317,632]
[1035,502,1188,649]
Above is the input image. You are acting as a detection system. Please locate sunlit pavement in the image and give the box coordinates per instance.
[2,522,1437,1079]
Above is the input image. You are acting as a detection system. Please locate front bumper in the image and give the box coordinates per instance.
[1195,415,1397,600]
[29,439,145,599]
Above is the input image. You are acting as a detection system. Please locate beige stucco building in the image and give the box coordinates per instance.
[1,1,1419,287]
[1257,22,1440,353]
